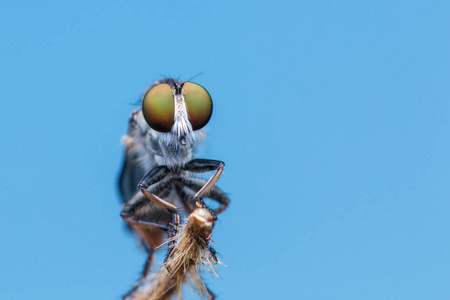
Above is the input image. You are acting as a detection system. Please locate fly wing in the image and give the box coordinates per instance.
[119,110,159,202]
[119,110,169,252]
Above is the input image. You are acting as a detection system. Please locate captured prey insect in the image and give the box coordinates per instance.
[119,78,229,299]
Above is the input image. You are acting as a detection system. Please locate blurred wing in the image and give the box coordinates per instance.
[119,110,159,202]
[119,110,169,252]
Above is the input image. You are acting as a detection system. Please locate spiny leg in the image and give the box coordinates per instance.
[137,166,181,253]
[121,165,173,232]
[175,177,229,215]
[182,159,226,219]
[121,167,175,299]
[121,192,171,231]
[121,192,168,300]
[121,247,155,300]
[142,249,155,277]
[206,284,216,300]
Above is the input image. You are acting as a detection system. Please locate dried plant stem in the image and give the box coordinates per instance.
[131,208,223,300]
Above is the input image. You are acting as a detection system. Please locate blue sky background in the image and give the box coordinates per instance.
[1,0,449,299]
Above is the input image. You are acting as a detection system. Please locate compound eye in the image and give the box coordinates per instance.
[183,82,213,130]
[142,84,174,132]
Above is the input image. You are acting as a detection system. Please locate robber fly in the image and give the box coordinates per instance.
[119,78,229,298]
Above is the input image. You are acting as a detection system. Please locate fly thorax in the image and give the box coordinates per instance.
[158,136,194,168]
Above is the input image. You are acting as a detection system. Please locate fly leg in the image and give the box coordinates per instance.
[137,166,181,255]
[206,285,216,300]
[121,248,155,300]
[121,165,172,232]
[182,159,226,220]
[175,177,229,215]
[205,247,219,299]
[121,196,162,299]
[121,166,178,298]
[121,191,170,299]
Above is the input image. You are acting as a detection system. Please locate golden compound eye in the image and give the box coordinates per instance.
[142,84,174,132]
[183,82,213,131]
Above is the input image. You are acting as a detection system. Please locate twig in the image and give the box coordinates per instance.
[130,208,223,300]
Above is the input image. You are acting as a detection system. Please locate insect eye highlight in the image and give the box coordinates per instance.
[142,84,174,132]
[183,82,213,131]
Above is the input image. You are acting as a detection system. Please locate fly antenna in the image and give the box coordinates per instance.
[186,72,204,83]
